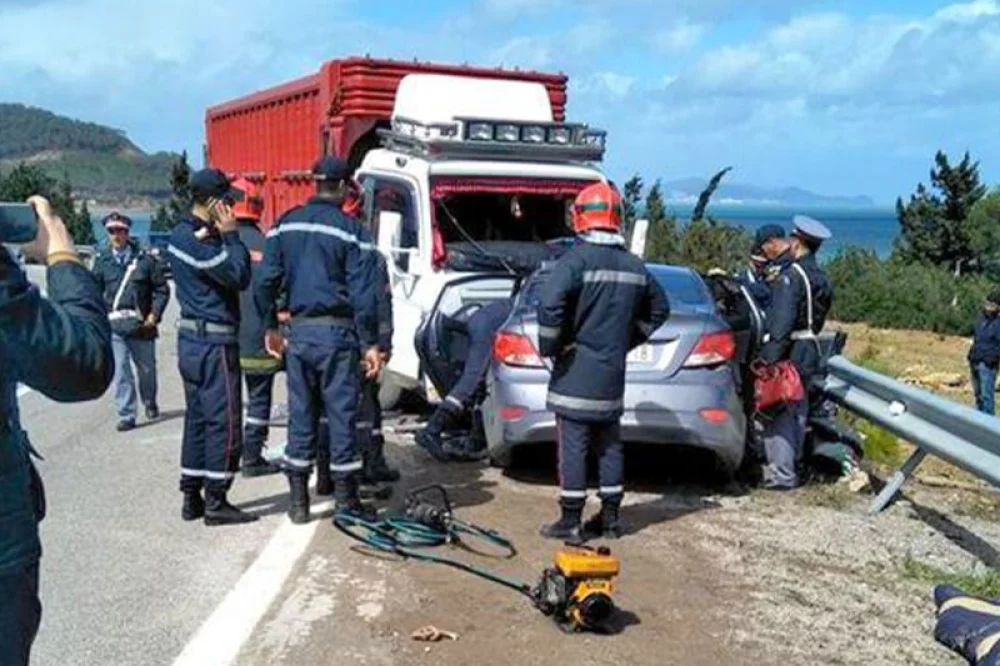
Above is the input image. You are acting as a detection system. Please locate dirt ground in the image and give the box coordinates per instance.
[237,321,998,666]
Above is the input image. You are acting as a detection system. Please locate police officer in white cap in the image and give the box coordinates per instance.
[756,215,834,490]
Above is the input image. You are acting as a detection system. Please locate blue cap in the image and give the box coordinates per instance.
[312,156,350,182]
[190,168,243,203]
[792,215,832,244]
[752,224,785,254]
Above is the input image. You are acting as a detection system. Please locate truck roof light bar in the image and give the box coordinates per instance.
[377,116,606,163]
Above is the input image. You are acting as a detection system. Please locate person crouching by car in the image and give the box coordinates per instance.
[92,212,170,432]
[536,182,669,543]
[970,291,1000,416]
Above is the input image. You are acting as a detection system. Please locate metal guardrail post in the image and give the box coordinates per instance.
[822,355,1000,513]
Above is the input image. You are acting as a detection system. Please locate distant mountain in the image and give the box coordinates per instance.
[0,103,175,206]
[663,177,875,208]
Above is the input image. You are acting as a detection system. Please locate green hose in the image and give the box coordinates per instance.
[333,513,535,597]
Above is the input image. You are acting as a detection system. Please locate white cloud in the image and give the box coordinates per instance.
[652,19,706,52]
[487,36,552,69]
[573,72,637,98]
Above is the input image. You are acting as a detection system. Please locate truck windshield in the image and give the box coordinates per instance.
[431,177,592,244]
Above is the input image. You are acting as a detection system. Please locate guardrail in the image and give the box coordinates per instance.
[820,355,1000,513]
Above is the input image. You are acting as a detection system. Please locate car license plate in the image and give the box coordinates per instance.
[627,344,654,365]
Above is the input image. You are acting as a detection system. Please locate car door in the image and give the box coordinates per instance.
[413,274,518,401]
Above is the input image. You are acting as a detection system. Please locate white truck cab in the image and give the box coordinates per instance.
[354,74,643,407]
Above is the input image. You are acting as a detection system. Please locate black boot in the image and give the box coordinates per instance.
[287,472,311,524]
[582,496,624,540]
[182,490,205,522]
[315,464,333,496]
[540,498,585,544]
[242,456,281,478]
[415,407,456,462]
[365,436,401,483]
[442,410,489,462]
[333,474,378,523]
[204,489,259,526]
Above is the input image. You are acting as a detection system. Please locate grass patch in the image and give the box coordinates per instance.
[855,342,895,376]
[857,420,907,469]
[902,557,1000,598]
[799,483,855,511]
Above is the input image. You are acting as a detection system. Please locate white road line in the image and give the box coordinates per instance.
[170,498,334,666]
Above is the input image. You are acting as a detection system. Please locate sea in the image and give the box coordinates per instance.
[91,204,900,259]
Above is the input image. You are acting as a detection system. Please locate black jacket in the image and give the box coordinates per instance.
[537,233,670,422]
[759,253,834,381]
[92,240,170,339]
[0,249,113,575]
[969,313,1000,368]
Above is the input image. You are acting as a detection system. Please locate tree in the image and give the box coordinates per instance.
[644,180,680,263]
[966,188,1000,278]
[150,204,173,232]
[681,217,749,273]
[692,166,732,223]
[167,150,192,221]
[0,163,93,245]
[620,174,643,241]
[894,150,988,275]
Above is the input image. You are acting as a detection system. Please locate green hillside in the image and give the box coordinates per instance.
[0,103,176,205]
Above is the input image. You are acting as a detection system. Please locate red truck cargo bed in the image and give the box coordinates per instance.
[205,56,568,227]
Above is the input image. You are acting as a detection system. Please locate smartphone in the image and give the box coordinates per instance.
[0,203,38,244]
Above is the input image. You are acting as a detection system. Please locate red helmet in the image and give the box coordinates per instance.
[341,178,362,218]
[571,181,622,234]
[231,177,263,223]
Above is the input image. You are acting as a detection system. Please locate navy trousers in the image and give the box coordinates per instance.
[243,373,274,461]
[0,562,40,666]
[556,416,624,502]
[443,301,511,411]
[318,374,380,469]
[177,333,243,492]
[283,326,361,477]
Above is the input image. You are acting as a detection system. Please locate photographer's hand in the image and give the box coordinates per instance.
[23,196,79,265]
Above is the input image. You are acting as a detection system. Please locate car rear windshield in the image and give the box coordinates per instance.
[517,264,710,311]
[647,266,711,307]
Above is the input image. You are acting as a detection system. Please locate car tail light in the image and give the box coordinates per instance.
[493,332,543,368]
[699,408,731,425]
[500,406,527,422]
[683,331,736,368]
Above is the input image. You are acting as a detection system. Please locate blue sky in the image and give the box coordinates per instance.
[2,0,999,203]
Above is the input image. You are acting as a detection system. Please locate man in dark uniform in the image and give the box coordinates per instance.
[757,215,834,490]
[230,178,282,477]
[256,157,382,525]
[92,212,170,431]
[416,299,513,462]
[167,168,256,525]
[537,182,669,542]
[1,196,114,666]
[316,181,398,498]
[969,291,1000,415]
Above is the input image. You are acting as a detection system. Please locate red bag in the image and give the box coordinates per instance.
[753,360,806,412]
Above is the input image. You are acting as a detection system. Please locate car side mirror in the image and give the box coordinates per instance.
[630,218,649,258]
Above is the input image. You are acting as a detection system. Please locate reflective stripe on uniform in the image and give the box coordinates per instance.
[599,486,624,495]
[560,489,588,499]
[330,460,363,473]
[168,244,230,269]
[790,330,818,341]
[548,391,623,413]
[245,416,268,426]
[205,471,236,481]
[319,417,329,424]
[181,468,206,477]
[109,309,141,321]
[445,395,463,409]
[582,270,646,286]
[267,222,374,250]
[355,421,372,430]
[282,456,312,469]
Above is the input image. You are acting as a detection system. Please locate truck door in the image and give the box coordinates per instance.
[360,175,425,386]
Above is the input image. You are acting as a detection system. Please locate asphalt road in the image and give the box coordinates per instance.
[20,266,293,666]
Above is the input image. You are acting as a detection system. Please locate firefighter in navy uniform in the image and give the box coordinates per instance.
[536,182,669,542]
[315,180,399,498]
[0,196,113,666]
[166,168,256,525]
[415,299,514,462]
[757,215,834,490]
[231,178,282,477]
[256,157,382,525]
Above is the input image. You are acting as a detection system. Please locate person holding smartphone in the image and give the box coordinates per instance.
[166,169,255,526]
[0,196,114,666]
